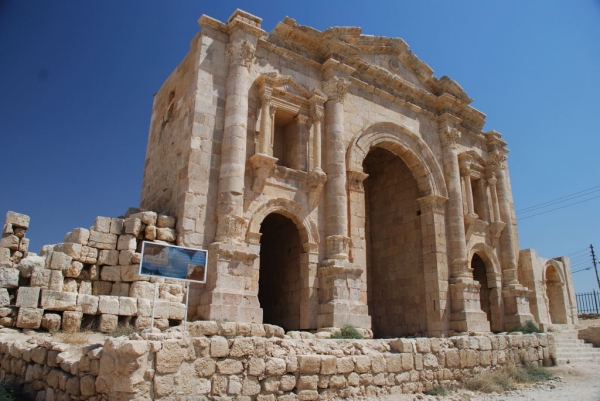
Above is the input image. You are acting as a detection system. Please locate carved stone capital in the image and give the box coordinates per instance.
[487,149,508,169]
[417,194,448,215]
[295,114,309,126]
[440,127,461,148]
[323,76,351,104]
[347,170,369,192]
[259,87,272,104]
[226,40,255,68]
[310,103,324,122]
[325,235,350,260]
[215,214,247,244]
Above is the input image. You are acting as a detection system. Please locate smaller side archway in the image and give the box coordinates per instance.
[544,262,568,325]
[468,243,503,332]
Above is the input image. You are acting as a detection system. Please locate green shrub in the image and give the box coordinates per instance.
[512,320,543,334]
[426,384,453,396]
[0,382,15,401]
[331,324,363,339]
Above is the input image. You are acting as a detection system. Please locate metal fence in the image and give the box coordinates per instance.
[576,290,600,314]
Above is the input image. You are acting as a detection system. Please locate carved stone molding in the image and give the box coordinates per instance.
[488,221,506,247]
[417,194,448,215]
[226,40,255,68]
[347,170,369,192]
[248,153,278,193]
[450,258,473,282]
[310,103,324,122]
[487,149,508,170]
[440,127,461,148]
[323,76,351,104]
[215,214,247,244]
[325,235,350,260]
[307,169,327,206]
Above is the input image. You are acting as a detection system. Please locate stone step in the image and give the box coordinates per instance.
[553,331,600,364]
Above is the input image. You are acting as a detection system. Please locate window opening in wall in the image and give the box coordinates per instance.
[273,110,298,169]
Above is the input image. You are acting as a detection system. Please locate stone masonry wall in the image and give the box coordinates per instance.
[0,322,555,400]
[0,211,187,334]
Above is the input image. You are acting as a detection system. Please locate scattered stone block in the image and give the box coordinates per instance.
[98,314,118,333]
[63,278,78,293]
[100,265,121,282]
[134,316,151,330]
[16,308,43,329]
[16,287,40,308]
[89,264,100,280]
[169,302,185,320]
[40,290,77,311]
[130,281,155,299]
[94,217,112,234]
[62,311,83,333]
[110,218,123,235]
[157,215,176,228]
[119,297,138,316]
[64,228,90,245]
[137,298,152,316]
[77,294,99,314]
[154,300,170,319]
[48,270,64,291]
[160,283,184,302]
[78,281,92,295]
[18,238,29,253]
[121,264,148,282]
[49,252,72,271]
[0,267,19,288]
[65,261,84,278]
[30,267,51,288]
[53,243,82,260]
[0,235,19,250]
[80,246,98,264]
[0,288,9,307]
[124,218,143,236]
[0,248,11,268]
[144,225,156,241]
[118,250,134,265]
[130,211,157,226]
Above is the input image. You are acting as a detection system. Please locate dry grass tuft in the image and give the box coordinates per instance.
[53,331,96,345]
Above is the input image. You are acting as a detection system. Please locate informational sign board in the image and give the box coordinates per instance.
[139,241,208,284]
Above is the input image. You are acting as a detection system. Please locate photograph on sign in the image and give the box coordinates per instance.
[139,241,207,283]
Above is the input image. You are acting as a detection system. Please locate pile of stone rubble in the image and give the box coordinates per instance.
[0,210,187,334]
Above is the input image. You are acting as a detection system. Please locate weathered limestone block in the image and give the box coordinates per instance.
[80,246,97,264]
[155,318,169,330]
[118,250,135,266]
[5,211,30,228]
[144,225,157,241]
[241,377,261,396]
[156,228,176,242]
[154,300,170,319]
[385,354,402,373]
[27,266,50,288]
[121,264,148,282]
[48,252,73,271]
[98,250,119,266]
[195,357,216,377]
[41,313,61,332]
[155,339,186,374]
[111,282,130,297]
[134,316,151,330]
[64,261,84,278]
[160,283,184,302]
[0,234,19,250]
[0,288,9,307]
[157,215,176,228]
[88,229,117,250]
[64,228,90,245]
[210,336,230,358]
[297,355,321,374]
[118,297,138,316]
[217,359,244,375]
[0,267,19,288]
[280,374,297,392]
[265,358,287,376]
[54,243,82,260]
[98,314,118,333]
[130,211,157,226]
[31,346,48,365]
[63,278,78,293]
[77,294,99,314]
[169,302,185,320]
[62,311,83,333]
[79,280,92,295]
[130,281,155,299]
[123,218,142,236]
[40,290,77,311]
[18,237,29,253]
[137,299,152,317]
[110,218,123,235]
[92,281,112,296]
[0,248,12,268]
[100,265,121,282]
[94,217,112,233]
[49,270,64,291]
[16,308,43,329]
[16,287,40,308]
[98,296,120,315]
[80,375,96,397]
[264,324,285,338]
[117,234,137,251]
[229,338,254,358]
[188,320,219,336]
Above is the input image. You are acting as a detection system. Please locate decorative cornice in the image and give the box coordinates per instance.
[417,194,448,215]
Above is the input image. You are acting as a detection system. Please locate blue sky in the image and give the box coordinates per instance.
[1,1,599,293]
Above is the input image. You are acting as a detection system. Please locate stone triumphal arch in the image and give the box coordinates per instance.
[139,9,578,336]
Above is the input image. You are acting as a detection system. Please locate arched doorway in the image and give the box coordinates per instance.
[364,147,425,338]
[545,265,567,324]
[258,213,302,331]
[471,254,492,325]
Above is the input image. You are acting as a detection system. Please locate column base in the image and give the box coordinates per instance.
[317,259,371,330]
[502,284,535,331]
[195,242,262,324]
[449,282,491,333]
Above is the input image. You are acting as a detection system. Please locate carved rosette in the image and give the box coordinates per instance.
[323,76,351,104]
[226,40,255,68]
[440,127,461,148]
[326,235,350,260]
[417,194,448,215]
[215,214,247,244]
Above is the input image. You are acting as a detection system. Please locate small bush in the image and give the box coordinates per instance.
[426,384,453,396]
[331,324,363,339]
[0,382,15,401]
[512,320,542,334]
[463,363,552,393]
[109,324,137,338]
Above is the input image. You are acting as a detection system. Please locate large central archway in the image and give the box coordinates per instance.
[258,213,303,331]
[364,147,426,337]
